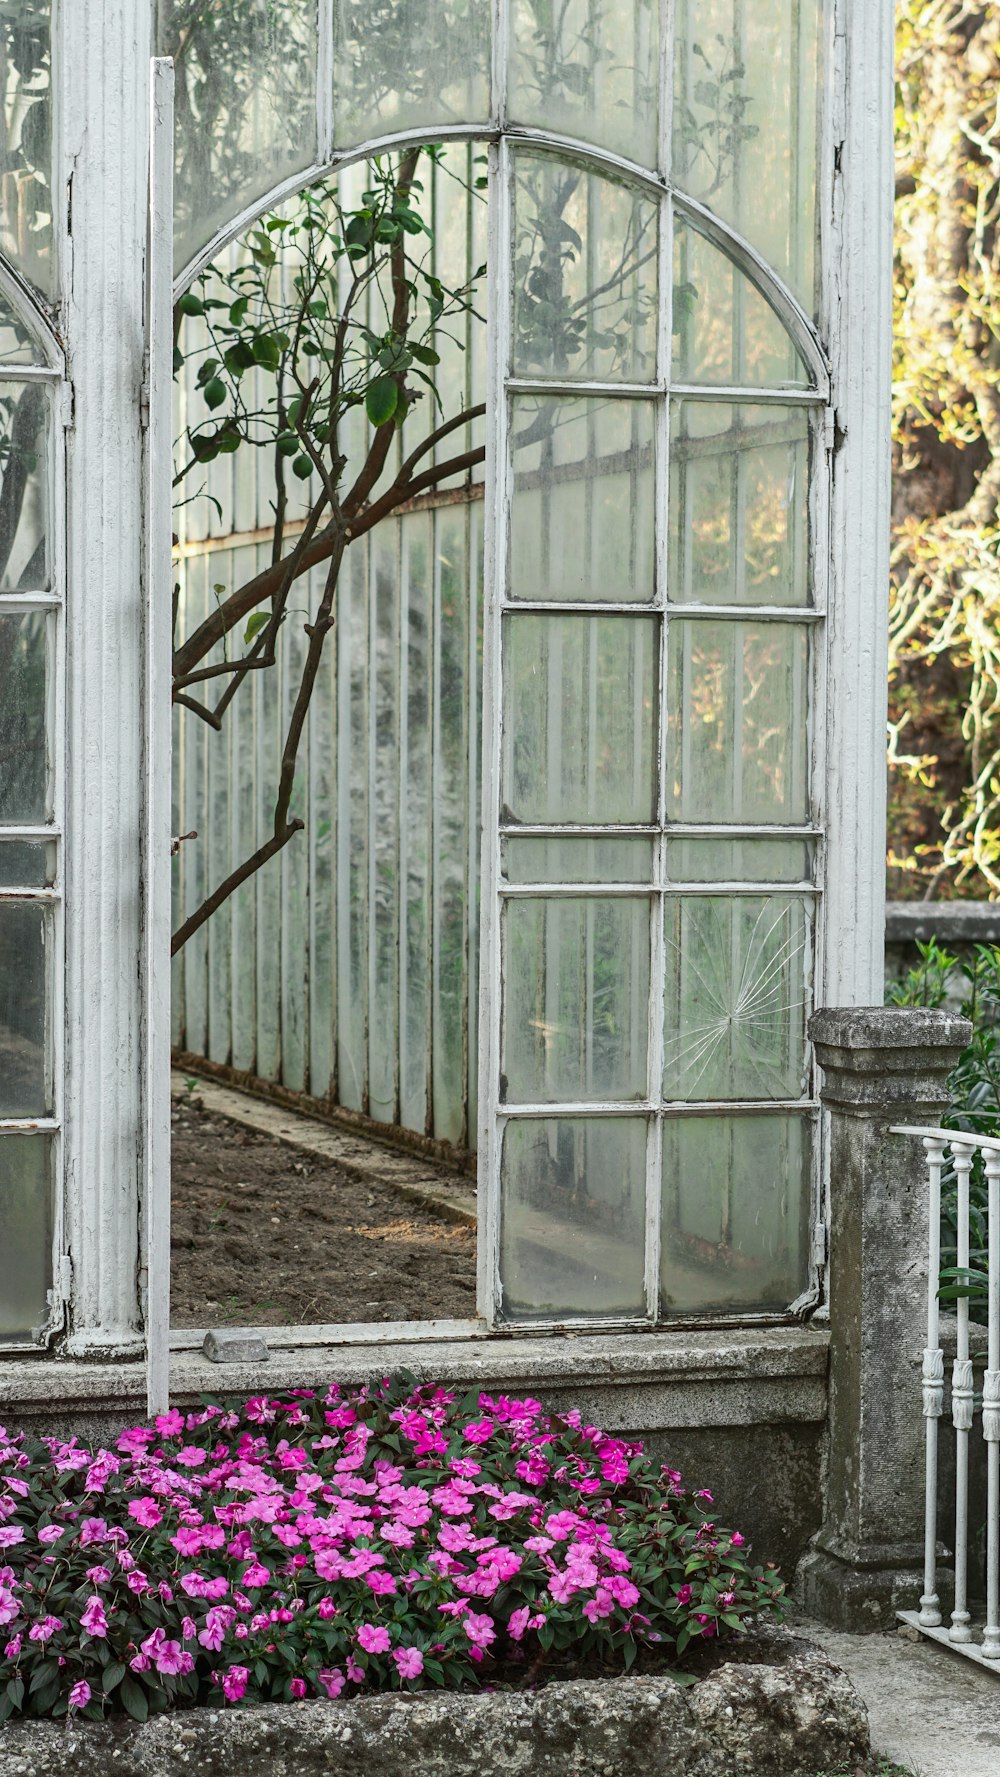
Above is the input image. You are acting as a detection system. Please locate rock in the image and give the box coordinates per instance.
[0,1631,869,1777]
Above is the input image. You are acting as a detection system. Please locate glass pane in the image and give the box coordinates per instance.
[510,395,655,602]
[0,292,44,365]
[0,1134,52,1341]
[663,894,810,1100]
[333,0,490,148]
[669,403,811,605]
[0,609,50,822]
[503,614,657,824]
[500,1116,647,1318]
[509,0,658,169]
[673,0,822,312]
[502,836,655,884]
[0,380,48,589]
[666,620,809,823]
[0,7,52,294]
[512,151,658,381]
[0,901,49,1116]
[0,836,55,886]
[660,1114,811,1313]
[668,838,815,884]
[158,0,319,272]
[673,221,810,389]
[502,896,650,1103]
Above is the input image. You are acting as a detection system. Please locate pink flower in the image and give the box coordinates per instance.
[318,1667,345,1698]
[730,1533,745,1548]
[290,1677,307,1699]
[357,1623,390,1654]
[366,1570,397,1597]
[79,1518,109,1547]
[0,1528,23,1549]
[675,1584,692,1607]
[4,1634,21,1658]
[241,1561,270,1588]
[508,1606,530,1642]
[86,1565,111,1586]
[463,1611,496,1650]
[175,1446,207,1468]
[393,1646,423,1680]
[37,1525,64,1545]
[182,1615,198,1641]
[68,1680,91,1711]
[29,1614,62,1643]
[0,1585,19,1626]
[345,1656,364,1683]
[222,1664,249,1702]
[80,1595,108,1638]
[128,1498,161,1529]
[155,1409,185,1437]
[154,1639,193,1677]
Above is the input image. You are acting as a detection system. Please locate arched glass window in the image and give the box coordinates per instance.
[160,0,831,1335]
[0,261,64,1345]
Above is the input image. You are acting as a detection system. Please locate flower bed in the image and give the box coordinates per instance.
[0,1376,782,1722]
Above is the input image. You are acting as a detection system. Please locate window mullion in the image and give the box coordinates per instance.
[477,131,514,1328]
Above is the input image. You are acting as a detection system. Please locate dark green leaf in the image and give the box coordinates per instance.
[119,1675,149,1723]
[365,376,398,428]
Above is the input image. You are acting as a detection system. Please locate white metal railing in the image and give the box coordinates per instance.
[894,1125,1000,1669]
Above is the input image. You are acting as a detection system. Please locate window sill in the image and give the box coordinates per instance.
[0,1325,829,1432]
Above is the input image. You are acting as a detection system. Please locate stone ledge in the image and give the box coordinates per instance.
[0,1631,869,1777]
[0,1328,829,1432]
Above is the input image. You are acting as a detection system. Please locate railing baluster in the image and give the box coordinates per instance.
[919,1133,947,1628]
[984,1149,1000,1659]
[950,1137,975,1644]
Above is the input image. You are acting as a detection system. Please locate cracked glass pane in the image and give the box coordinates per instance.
[663,894,811,1102]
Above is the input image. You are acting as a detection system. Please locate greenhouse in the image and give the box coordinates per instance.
[0,0,896,1496]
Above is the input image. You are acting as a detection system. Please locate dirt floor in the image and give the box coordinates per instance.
[170,1093,477,1328]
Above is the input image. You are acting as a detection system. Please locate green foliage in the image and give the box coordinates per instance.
[172,152,480,485]
[889,5,1000,897]
[888,940,1000,1320]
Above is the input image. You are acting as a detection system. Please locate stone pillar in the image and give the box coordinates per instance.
[797,1006,971,1630]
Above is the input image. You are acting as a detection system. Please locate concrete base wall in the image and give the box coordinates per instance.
[0,1328,828,1579]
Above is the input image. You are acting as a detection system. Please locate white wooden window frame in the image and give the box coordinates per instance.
[13,0,893,1395]
[0,257,69,1350]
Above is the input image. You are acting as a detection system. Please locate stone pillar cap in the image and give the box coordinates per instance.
[809,1006,971,1051]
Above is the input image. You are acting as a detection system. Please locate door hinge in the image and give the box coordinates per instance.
[811,1220,828,1269]
[58,1253,73,1303]
[59,381,75,432]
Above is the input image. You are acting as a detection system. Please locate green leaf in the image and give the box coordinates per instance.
[244,612,271,646]
[203,377,226,411]
[177,292,204,317]
[6,1676,23,1709]
[365,376,398,428]
[102,1661,127,1693]
[229,297,249,325]
[119,1675,149,1723]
